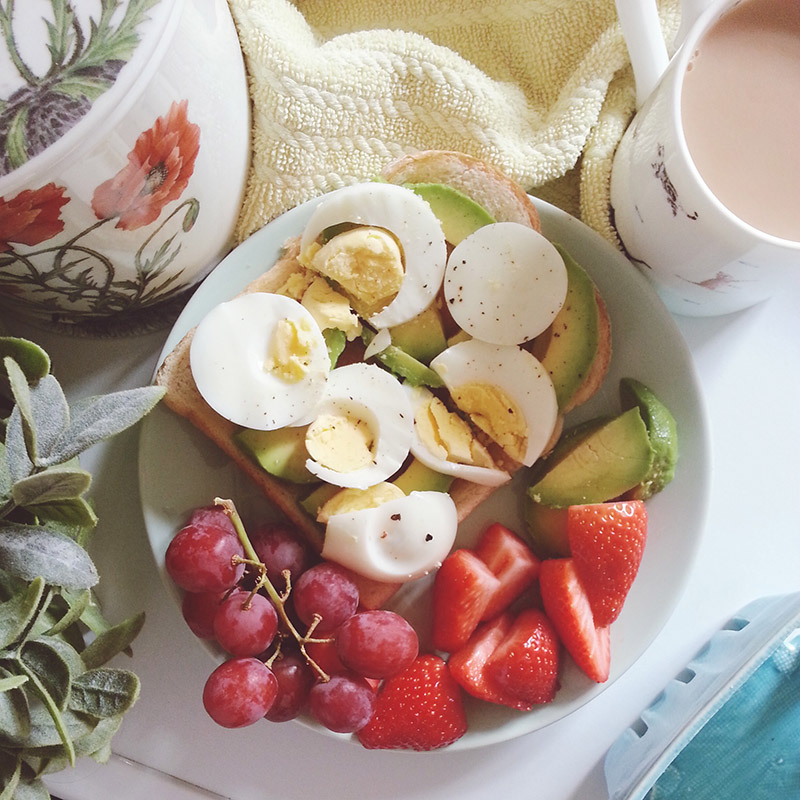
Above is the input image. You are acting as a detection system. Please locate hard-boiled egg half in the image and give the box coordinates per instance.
[430,339,558,467]
[405,384,511,486]
[303,362,415,490]
[321,484,458,582]
[444,221,568,345]
[190,292,330,430]
[298,183,447,328]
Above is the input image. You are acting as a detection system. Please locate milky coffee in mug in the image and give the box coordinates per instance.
[610,0,800,316]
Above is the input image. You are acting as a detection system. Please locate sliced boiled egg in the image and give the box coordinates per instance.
[322,490,458,582]
[444,222,568,345]
[430,339,558,467]
[405,385,511,486]
[190,292,330,430]
[298,183,447,328]
[304,362,414,489]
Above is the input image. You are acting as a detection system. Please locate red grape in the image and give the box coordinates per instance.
[308,672,376,733]
[250,522,310,586]
[213,589,279,657]
[335,610,419,679]
[187,505,236,536]
[304,636,347,677]
[293,563,359,634]
[202,657,278,728]
[181,591,225,639]
[165,523,244,593]
[265,651,316,722]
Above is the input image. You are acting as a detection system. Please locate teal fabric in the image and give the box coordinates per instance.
[646,628,800,799]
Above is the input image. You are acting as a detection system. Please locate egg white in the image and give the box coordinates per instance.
[189,292,330,430]
[430,339,558,467]
[299,183,447,328]
[322,490,458,582]
[444,222,568,345]
[304,362,414,489]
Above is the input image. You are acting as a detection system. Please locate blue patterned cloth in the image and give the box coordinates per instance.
[646,628,800,798]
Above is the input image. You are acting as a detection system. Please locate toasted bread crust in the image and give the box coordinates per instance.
[156,151,610,609]
[382,150,541,231]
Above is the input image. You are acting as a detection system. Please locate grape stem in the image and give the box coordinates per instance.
[216,497,333,682]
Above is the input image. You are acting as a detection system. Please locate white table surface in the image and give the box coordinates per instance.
[6,266,799,800]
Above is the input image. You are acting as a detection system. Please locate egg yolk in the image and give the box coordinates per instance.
[301,227,404,317]
[266,317,318,382]
[316,482,406,523]
[451,383,528,464]
[305,411,376,473]
[416,396,496,468]
[300,277,361,341]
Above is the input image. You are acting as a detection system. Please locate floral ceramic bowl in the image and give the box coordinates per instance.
[0,0,250,331]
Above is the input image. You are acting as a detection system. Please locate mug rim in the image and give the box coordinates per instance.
[669,0,800,250]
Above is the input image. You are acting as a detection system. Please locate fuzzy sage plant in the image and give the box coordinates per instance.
[0,335,164,798]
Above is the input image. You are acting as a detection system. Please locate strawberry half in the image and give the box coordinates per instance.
[357,654,468,751]
[447,612,526,709]
[474,523,541,620]
[567,501,648,626]
[485,608,561,705]
[539,558,610,683]
[432,549,500,653]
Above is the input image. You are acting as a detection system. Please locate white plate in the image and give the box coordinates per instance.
[138,195,711,750]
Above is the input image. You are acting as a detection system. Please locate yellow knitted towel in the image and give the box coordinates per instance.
[227,0,679,245]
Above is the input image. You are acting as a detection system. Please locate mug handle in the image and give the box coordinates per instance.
[615,0,714,108]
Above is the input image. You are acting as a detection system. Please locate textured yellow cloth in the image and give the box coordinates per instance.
[227,0,679,245]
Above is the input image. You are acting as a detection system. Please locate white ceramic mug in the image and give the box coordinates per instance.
[0,0,250,332]
[611,0,800,316]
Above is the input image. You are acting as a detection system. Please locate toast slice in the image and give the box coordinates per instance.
[155,150,611,610]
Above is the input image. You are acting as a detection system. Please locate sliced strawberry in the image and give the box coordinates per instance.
[485,608,561,705]
[474,523,541,619]
[432,549,501,653]
[357,654,468,751]
[447,612,529,709]
[539,558,610,683]
[567,501,648,626]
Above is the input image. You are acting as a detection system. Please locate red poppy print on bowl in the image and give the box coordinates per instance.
[92,99,201,231]
[0,183,69,252]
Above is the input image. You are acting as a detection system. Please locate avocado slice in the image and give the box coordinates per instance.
[526,407,654,508]
[299,482,341,519]
[389,305,447,364]
[392,458,454,494]
[620,378,678,499]
[407,182,496,245]
[323,327,347,368]
[530,245,600,410]
[234,426,318,485]
[375,345,444,388]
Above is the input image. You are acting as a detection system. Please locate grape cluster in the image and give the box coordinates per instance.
[165,501,419,733]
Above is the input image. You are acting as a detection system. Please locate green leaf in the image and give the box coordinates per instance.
[3,410,33,485]
[28,375,70,467]
[15,657,75,766]
[0,340,49,397]
[0,667,31,745]
[0,749,21,800]
[22,702,95,749]
[0,442,12,504]
[0,674,28,692]
[24,496,99,529]
[43,590,90,638]
[11,467,91,509]
[80,612,145,669]
[20,639,76,712]
[43,386,164,466]
[70,668,139,718]
[0,525,98,590]
[0,578,45,649]
[4,361,35,464]
[7,773,50,800]
[21,713,122,767]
